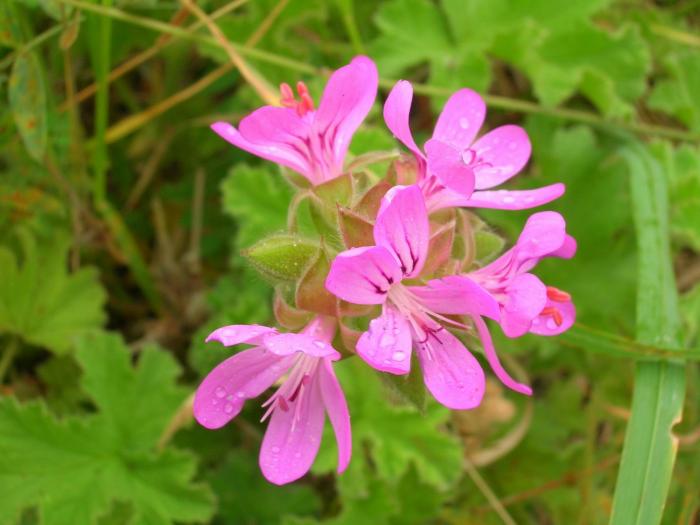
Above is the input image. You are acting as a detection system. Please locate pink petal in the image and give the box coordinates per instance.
[383,81,425,162]
[464,184,565,210]
[471,125,531,189]
[530,298,576,336]
[409,276,500,321]
[314,56,378,167]
[473,316,532,396]
[326,246,402,305]
[318,359,352,474]
[194,347,292,429]
[211,113,313,181]
[205,324,278,347]
[432,88,486,150]
[259,369,326,485]
[500,273,547,338]
[550,234,577,259]
[264,333,340,359]
[515,211,567,262]
[415,328,485,410]
[357,305,413,375]
[374,185,429,278]
[424,139,475,197]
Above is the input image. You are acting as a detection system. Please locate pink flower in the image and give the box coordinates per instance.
[325,184,507,410]
[211,56,378,186]
[194,317,351,485]
[467,211,577,338]
[383,80,565,212]
[419,212,576,396]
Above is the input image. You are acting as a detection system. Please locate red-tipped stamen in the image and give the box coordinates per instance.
[541,306,563,326]
[277,396,289,412]
[546,286,571,303]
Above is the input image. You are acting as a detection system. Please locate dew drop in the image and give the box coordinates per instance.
[226,394,234,401]
[313,340,326,348]
[272,446,281,453]
[224,403,234,414]
[236,391,245,398]
[392,351,406,361]
[211,399,218,405]
[294,452,302,459]
[459,117,469,129]
[503,196,516,204]
[215,387,226,398]
[379,333,396,347]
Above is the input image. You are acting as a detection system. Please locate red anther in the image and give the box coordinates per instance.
[541,306,563,326]
[280,82,294,100]
[546,286,571,303]
[296,81,310,98]
[277,396,289,411]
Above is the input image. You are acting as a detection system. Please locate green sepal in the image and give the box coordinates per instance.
[338,205,375,248]
[242,234,319,283]
[474,230,506,264]
[295,246,337,316]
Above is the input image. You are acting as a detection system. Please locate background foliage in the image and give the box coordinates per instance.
[1,0,700,523]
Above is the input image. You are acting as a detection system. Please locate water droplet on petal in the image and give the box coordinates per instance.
[272,446,280,453]
[503,196,516,204]
[236,391,245,398]
[294,452,302,459]
[459,117,469,129]
[215,387,226,398]
[392,351,406,361]
[313,340,326,348]
[379,333,396,347]
[224,403,234,414]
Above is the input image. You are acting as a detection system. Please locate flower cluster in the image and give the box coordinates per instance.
[195,56,576,485]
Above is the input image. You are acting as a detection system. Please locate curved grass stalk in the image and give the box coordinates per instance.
[609,142,686,525]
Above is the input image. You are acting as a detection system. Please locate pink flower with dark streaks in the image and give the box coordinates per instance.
[383,80,564,212]
[194,316,350,485]
[211,56,378,186]
[468,211,577,338]
[325,184,503,409]
[417,212,576,396]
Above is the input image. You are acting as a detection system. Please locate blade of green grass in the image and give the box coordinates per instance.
[609,142,686,525]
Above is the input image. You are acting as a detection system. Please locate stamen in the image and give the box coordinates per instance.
[280,83,296,108]
[278,81,315,116]
[277,396,289,412]
[541,306,563,326]
[546,286,571,303]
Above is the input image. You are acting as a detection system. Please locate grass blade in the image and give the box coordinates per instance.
[609,142,686,525]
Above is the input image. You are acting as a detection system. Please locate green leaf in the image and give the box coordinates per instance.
[0,332,214,525]
[221,163,294,249]
[243,234,319,283]
[9,53,48,162]
[610,142,686,525]
[649,141,700,251]
[0,229,106,354]
[209,451,321,525]
[648,51,700,132]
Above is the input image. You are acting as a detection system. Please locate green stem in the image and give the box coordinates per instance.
[55,0,700,143]
[91,0,112,205]
[0,337,19,384]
